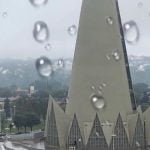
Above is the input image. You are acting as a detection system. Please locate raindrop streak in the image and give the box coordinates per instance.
[33,21,49,43]
[123,21,140,44]
[36,56,53,78]
[45,43,51,51]
[68,25,77,36]
[2,12,7,18]
[112,50,120,61]
[106,16,114,26]
[29,0,48,7]
[91,94,105,109]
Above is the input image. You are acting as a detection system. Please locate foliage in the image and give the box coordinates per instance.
[14,113,41,132]
[25,113,41,131]
[14,95,48,120]
[133,83,149,105]
[13,114,25,132]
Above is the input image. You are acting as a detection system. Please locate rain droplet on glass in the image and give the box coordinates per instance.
[106,16,114,26]
[137,2,143,8]
[57,59,65,68]
[33,21,49,43]
[35,56,53,78]
[112,50,120,61]
[95,132,100,137]
[45,43,51,51]
[91,86,96,90]
[91,94,105,109]
[68,25,77,36]
[123,21,140,44]
[2,12,7,18]
[99,85,103,90]
[29,0,48,7]
[78,138,82,142]
[98,90,102,95]
[102,83,107,87]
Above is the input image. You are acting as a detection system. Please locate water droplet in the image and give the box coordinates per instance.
[91,86,96,90]
[99,85,103,90]
[35,56,53,78]
[57,59,65,68]
[137,2,143,8]
[112,50,120,61]
[95,132,100,137]
[33,21,49,43]
[106,16,114,26]
[2,12,7,18]
[68,25,77,36]
[45,43,51,51]
[29,0,48,7]
[98,90,102,95]
[78,138,82,142]
[123,21,140,44]
[102,83,107,87]
[91,94,105,109]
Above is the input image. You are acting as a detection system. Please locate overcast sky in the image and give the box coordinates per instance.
[0,0,150,59]
[119,0,150,57]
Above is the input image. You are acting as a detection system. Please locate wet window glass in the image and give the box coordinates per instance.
[0,0,149,149]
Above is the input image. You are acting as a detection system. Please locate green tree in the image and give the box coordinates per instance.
[25,113,41,131]
[14,114,24,132]
[133,83,149,105]
[4,98,11,118]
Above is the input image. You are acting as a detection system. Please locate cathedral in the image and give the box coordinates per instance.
[44,0,150,149]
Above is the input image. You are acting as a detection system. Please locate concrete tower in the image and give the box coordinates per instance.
[45,0,149,149]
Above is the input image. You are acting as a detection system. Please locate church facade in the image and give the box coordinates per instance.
[44,0,150,149]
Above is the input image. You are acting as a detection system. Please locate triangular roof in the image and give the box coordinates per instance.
[86,114,108,149]
[45,102,60,147]
[45,95,69,147]
[127,113,138,142]
[109,113,130,150]
[44,95,53,137]
[67,114,84,149]
[132,114,145,147]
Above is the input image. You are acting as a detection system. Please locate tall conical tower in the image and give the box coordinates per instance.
[45,0,149,149]
[65,0,136,123]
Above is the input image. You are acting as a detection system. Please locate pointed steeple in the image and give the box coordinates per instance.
[109,113,130,150]
[87,114,108,150]
[45,102,60,149]
[67,114,84,150]
[45,96,69,149]
[132,114,145,150]
[66,0,135,125]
